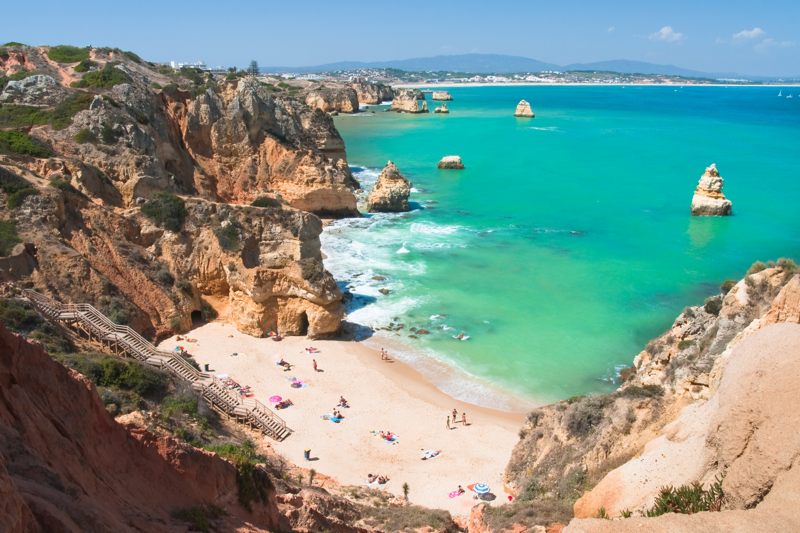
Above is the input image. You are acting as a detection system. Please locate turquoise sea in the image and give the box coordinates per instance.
[322,86,800,410]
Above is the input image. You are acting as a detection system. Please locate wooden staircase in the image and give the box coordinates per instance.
[23,290,292,441]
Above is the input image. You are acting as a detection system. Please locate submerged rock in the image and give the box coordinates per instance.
[367,161,412,212]
[514,100,535,118]
[437,156,465,170]
[691,164,732,216]
[432,91,453,101]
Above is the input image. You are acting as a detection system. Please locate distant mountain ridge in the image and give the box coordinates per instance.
[261,53,753,79]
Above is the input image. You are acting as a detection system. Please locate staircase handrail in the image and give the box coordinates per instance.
[242,397,287,429]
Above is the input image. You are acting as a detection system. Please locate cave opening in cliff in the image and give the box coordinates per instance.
[298,312,309,336]
[191,310,203,326]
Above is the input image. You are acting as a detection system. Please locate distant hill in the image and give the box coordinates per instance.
[261,53,753,79]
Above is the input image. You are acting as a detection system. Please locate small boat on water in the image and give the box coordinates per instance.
[788,94,794,98]
[779,90,782,96]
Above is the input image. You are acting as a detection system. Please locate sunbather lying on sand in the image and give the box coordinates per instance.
[275,399,293,409]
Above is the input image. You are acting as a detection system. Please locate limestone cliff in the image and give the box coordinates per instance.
[351,82,394,104]
[437,156,464,169]
[0,322,281,532]
[304,86,360,113]
[504,262,800,528]
[514,100,535,117]
[367,161,412,212]
[432,91,453,101]
[1,45,359,216]
[690,164,732,216]
[434,103,449,114]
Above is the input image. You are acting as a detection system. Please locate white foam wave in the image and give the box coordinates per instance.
[397,242,410,254]
[452,334,470,341]
[410,223,463,236]
[380,101,393,105]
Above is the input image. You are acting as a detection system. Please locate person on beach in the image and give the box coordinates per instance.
[452,408,458,423]
[313,359,318,372]
[339,396,348,407]
[462,412,467,426]
[446,416,450,430]
[457,485,465,494]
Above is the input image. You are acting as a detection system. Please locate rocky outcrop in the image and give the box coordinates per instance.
[2,186,344,339]
[437,156,464,169]
[367,161,412,212]
[566,323,800,532]
[432,91,453,101]
[0,74,69,106]
[350,82,394,104]
[434,103,449,114]
[690,164,732,216]
[305,87,360,113]
[0,322,281,532]
[391,89,424,113]
[514,100,535,117]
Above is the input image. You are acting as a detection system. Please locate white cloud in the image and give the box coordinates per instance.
[649,26,684,42]
[754,38,794,53]
[608,26,615,33]
[733,27,765,40]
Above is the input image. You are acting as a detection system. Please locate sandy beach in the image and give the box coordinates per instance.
[158,324,524,516]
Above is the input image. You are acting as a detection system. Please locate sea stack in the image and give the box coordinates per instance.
[432,91,453,101]
[691,164,732,216]
[437,156,464,169]
[367,161,412,212]
[514,100,535,117]
[391,89,424,113]
[434,104,450,114]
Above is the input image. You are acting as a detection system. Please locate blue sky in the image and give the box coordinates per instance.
[4,0,798,76]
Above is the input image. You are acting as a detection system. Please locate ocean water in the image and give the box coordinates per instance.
[322,86,800,410]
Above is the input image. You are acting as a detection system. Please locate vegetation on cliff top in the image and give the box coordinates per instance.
[0,92,93,131]
[72,62,131,89]
[0,130,53,158]
[47,45,90,63]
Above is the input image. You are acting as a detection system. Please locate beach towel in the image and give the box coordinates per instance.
[231,352,246,356]
[371,431,399,443]
[421,450,442,460]
[449,491,464,498]
[366,480,379,488]
[323,414,342,423]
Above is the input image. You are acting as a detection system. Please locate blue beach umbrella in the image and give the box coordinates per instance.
[473,484,490,494]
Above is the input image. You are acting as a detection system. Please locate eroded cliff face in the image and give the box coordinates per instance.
[0,322,281,532]
[351,82,394,105]
[304,87,360,113]
[3,46,359,216]
[504,265,800,528]
[391,89,424,113]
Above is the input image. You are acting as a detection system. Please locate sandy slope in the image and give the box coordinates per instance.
[158,323,522,516]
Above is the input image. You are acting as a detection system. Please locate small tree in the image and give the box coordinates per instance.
[309,468,316,486]
[297,473,303,486]
[402,482,410,502]
[228,66,236,74]
[249,60,259,77]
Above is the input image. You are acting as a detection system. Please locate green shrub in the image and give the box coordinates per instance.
[777,257,799,277]
[301,259,320,280]
[720,280,737,295]
[0,166,32,201]
[141,192,187,232]
[204,441,270,511]
[9,70,37,81]
[746,260,767,275]
[151,82,162,89]
[155,268,175,286]
[7,187,39,209]
[80,63,131,88]
[250,196,282,208]
[621,384,665,398]
[99,296,130,325]
[64,354,170,396]
[49,180,81,195]
[100,123,118,144]
[4,42,26,47]
[176,278,192,293]
[162,83,179,94]
[214,223,239,252]
[704,296,722,316]
[202,305,218,322]
[0,220,22,256]
[74,128,97,144]
[122,51,142,63]
[0,130,53,158]
[51,91,94,130]
[102,95,120,107]
[73,59,99,73]
[172,505,228,533]
[677,339,695,350]
[0,106,51,128]
[646,476,724,517]
[48,45,90,63]
[565,395,610,437]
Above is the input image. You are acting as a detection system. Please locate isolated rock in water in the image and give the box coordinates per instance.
[691,164,732,216]
[416,329,430,335]
[432,91,453,101]
[438,156,465,169]
[421,100,428,112]
[379,289,391,295]
[367,161,412,212]
[434,103,450,114]
[514,100,535,117]
[391,89,423,113]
